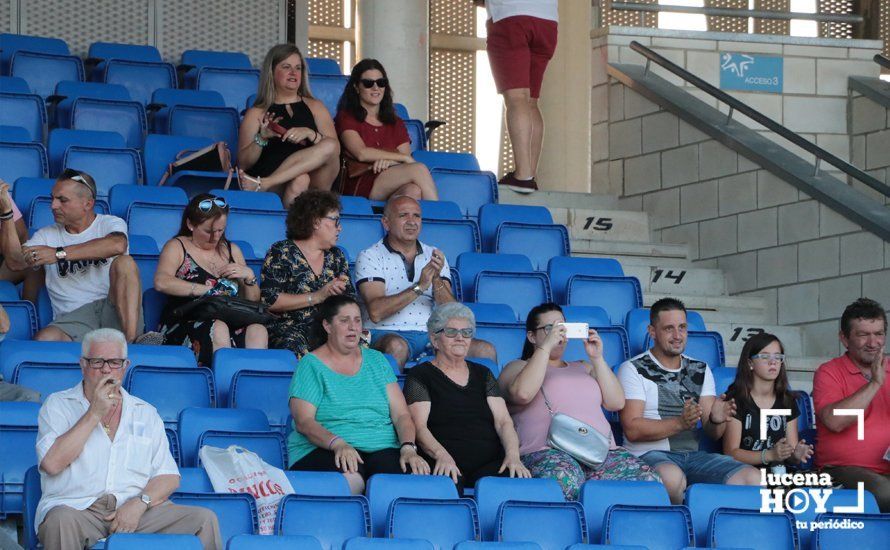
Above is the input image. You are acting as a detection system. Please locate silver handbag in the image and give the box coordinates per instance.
[542,388,611,467]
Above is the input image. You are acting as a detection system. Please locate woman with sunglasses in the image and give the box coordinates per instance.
[237,44,340,206]
[499,303,660,500]
[261,189,354,358]
[334,59,438,200]
[404,303,529,494]
[154,194,268,365]
[720,333,813,471]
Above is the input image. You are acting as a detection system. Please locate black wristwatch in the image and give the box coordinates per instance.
[55,247,67,261]
[400,441,417,452]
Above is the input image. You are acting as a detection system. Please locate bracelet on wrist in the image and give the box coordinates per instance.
[244,277,257,286]
[328,435,341,450]
[307,293,314,306]
[0,210,13,221]
[313,129,320,143]
[761,448,768,465]
[254,133,268,147]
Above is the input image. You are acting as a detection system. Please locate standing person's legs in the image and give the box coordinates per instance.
[136,501,222,549]
[38,496,115,550]
[526,20,557,177]
[824,466,890,513]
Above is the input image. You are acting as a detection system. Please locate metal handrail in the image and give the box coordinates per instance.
[875,54,890,70]
[611,2,863,24]
[628,40,890,198]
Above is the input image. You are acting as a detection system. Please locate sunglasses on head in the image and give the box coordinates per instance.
[198,197,228,212]
[61,169,96,198]
[360,78,388,89]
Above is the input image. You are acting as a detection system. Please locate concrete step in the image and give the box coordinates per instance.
[644,293,768,325]
[624,264,727,296]
[709,322,805,358]
[571,239,690,262]
[498,189,624,211]
[563,208,651,243]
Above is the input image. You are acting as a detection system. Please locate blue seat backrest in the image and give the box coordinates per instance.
[13,361,82,401]
[365,473,458,537]
[0,281,17,300]
[0,92,46,142]
[70,97,147,149]
[0,33,70,73]
[196,67,260,112]
[0,124,31,143]
[795,488,879,549]
[11,51,84,99]
[562,305,611,327]
[0,301,38,340]
[177,467,214,493]
[684,483,762,547]
[212,348,297,408]
[309,74,349,116]
[403,118,426,151]
[419,218,480,261]
[151,88,227,109]
[143,133,217,186]
[127,202,185,250]
[88,42,162,63]
[496,222,569,270]
[478,203,552,253]
[567,275,643,325]
[54,79,131,102]
[580,480,671,543]
[475,477,564,541]
[276,495,371,548]
[413,150,480,171]
[473,322,527,369]
[64,146,143,195]
[388,497,479,550]
[181,49,252,71]
[0,75,31,93]
[128,343,198,369]
[0,401,40,518]
[109,182,187,218]
[813,512,890,549]
[455,252,534,300]
[166,104,239,155]
[0,141,47,182]
[13,177,55,217]
[170,492,258,544]
[103,59,178,106]
[229,534,326,549]
[548,257,624,304]
[48,128,127,176]
[284,471,352,497]
[418,199,463,220]
[430,168,497,219]
[643,330,725,369]
[177,407,270,468]
[23,465,40,548]
[475,271,552,322]
[464,302,517,324]
[197,430,287,469]
[708,508,797,550]
[498,501,586,548]
[226,208,287,259]
[339,195,374,216]
[624,307,707,357]
[602,505,694,548]
[0,339,80,382]
[307,57,342,75]
[563,325,630,368]
[230,370,293,432]
[710,366,736,395]
[124,366,216,428]
[209,188,282,212]
[339,214,385,261]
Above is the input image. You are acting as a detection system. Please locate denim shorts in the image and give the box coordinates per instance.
[640,450,750,484]
[370,329,433,361]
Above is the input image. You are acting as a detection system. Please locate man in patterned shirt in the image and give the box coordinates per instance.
[618,298,759,503]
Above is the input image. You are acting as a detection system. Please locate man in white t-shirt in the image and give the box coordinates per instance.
[618,298,759,503]
[355,195,495,369]
[0,170,147,342]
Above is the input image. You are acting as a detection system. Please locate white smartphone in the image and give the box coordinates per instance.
[560,322,589,339]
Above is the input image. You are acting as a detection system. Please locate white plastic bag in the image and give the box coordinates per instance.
[199,445,294,535]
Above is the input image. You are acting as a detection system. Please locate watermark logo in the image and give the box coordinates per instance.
[758,408,865,532]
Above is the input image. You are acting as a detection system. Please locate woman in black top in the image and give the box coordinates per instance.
[404,302,529,493]
[237,44,340,207]
[720,333,814,470]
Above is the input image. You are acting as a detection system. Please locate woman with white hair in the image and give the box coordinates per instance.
[405,302,530,493]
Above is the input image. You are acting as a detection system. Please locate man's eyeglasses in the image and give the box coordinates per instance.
[436,327,474,339]
[752,353,785,363]
[360,78,388,89]
[83,357,128,369]
[323,215,341,227]
[198,197,228,212]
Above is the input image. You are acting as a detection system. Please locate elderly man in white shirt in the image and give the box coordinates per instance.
[36,328,221,549]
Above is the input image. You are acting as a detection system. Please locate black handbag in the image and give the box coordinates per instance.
[171,295,276,330]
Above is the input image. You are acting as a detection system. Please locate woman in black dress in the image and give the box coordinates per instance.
[154,194,268,365]
[237,44,340,206]
[404,302,530,493]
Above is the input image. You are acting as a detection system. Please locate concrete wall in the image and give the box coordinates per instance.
[595,28,889,357]
[849,90,890,203]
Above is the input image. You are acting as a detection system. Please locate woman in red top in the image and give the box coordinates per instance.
[335,59,438,200]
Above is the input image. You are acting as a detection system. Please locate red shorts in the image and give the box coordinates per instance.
[486,15,558,99]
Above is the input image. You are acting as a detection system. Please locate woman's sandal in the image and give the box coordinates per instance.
[238,170,263,192]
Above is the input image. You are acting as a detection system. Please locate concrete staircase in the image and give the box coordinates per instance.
[501,189,828,391]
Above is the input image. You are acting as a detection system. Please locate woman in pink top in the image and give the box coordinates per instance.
[499,303,660,499]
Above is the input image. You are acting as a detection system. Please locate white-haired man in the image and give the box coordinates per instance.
[36,328,221,549]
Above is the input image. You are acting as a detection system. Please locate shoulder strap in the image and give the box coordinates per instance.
[539,386,556,416]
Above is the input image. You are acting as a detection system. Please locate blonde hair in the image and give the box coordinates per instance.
[253,44,313,110]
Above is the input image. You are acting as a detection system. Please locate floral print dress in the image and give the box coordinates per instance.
[261,240,354,358]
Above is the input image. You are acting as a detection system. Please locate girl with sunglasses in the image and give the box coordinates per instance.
[334,59,438,200]
[154,194,268,365]
[721,333,814,471]
[238,44,340,207]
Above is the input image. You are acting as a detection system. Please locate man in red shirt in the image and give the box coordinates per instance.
[813,298,890,512]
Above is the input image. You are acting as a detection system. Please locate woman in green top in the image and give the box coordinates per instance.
[288,294,430,493]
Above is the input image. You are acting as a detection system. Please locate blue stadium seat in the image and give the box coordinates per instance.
[388,497,479,549]
[142,133,232,193]
[102,59,178,106]
[165,427,181,465]
[127,202,185,251]
[197,430,287,469]
[547,257,624,305]
[178,407,270,467]
[475,271,552,322]
[429,168,497,220]
[624,307,706,357]
[643,330,725,368]
[10,50,84,99]
[708,508,797,550]
[419,218,480,261]
[128,343,198,369]
[0,75,31,93]
[340,214,385,260]
[403,118,426,152]
[64,146,143,196]
[106,533,203,549]
[88,41,162,65]
[180,49,253,89]
[339,195,374,216]
[226,208,287,258]
[454,543,542,549]
[33,285,53,329]
[464,302,517,324]
[0,402,39,518]
[285,471,351,497]
[124,366,215,429]
[413,150,480,172]
[307,57,342,75]
[580,480,671,543]
[450,266,463,301]
[684,483,762,547]
[275,495,371,548]
[52,80,132,128]
[11,177,53,219]
[170,492,257,545]
[567,275,643,325]
[478,204,553,253]
[602,505,694,549]
[208,188,282,211]
[496,223,570,270]
[22,465,40,550]
[0,124,31,142]
[29,195,110,231]
[562,305,612,327]
[130,236,160,293]
[711,366,736,395]
[473,322,527,369]
[0,301,38,339]
[455,252,534,301]
[795,488,879,549]
[177,467,214,493]
[164,104,239,155]
[366,474,458,537]
[213,348,298,407]
[475,477,564,541]
[497,501,586,548]
[48,128,127,176]
[0,281,17,300]
[418,199,463,220]
[346,538,434,549]
[152,88,227,109]
[12,361,81,400]
[309,73,349,116]
[230,370,292,433]
[70,97,147,149]
[0,340,80,383]
[0,141,47,181]
[197,67,260,112]
[0,92,46,142]
[812,512,889,549]
[0,33,70,73]
[562,325,630,369]
[228,534,325,549]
